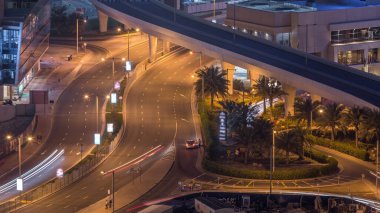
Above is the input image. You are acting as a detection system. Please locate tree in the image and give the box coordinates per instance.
[194,66,228,110]
[362,109,380,155]
[341,106,366,148]
[51,5,68,35]
[294,97,320,129]
[277,126,307,163]
[267,79,287,113]
[319,103,345,141]
[233,79,249,103]
[252,76,269,113]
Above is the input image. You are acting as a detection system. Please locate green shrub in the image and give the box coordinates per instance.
[306,135,369,161]
[202,153,338,180]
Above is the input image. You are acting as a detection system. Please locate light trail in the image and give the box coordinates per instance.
[102,145,163,175]
[0,149,64,194]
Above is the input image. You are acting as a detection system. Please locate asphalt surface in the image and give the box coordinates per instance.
[0,40,148,202]
[96,0,380,108]
[14,49,211,212]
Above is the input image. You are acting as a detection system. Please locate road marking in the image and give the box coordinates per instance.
[82,195,88,200]
[133,146,136,150]
[65,195,71,198]
[181,118,190,123]
[46,204,52,207]
[63,205,70,209]
[81,186,87,190]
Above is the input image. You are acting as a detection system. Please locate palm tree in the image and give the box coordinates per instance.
[252,76,269,113]
[362,109,380,178]
[194,66,229,110]
[319,103,345,141]
[220,100,259,163]
[277,126,307,163]
[294,97,320,129]
[267,79,287,112]
[233,79,250,103]
[341,106,366,148]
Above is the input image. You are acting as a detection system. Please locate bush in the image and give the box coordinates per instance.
[199,101,219,160]
[202,149,338,180]
[306,135,369,161]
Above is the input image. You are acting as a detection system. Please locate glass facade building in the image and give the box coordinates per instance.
[0,0,51,99]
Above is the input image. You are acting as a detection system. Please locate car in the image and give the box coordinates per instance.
[185,139,199,149]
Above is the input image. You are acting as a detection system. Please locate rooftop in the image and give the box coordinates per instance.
[195,197,233,210]
[234,0,380,12]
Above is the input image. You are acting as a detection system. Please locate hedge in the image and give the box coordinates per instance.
[306,135,369,161]
[202,149,338,180]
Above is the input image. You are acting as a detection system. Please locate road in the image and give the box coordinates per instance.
[0,36,148,202]
[14,49,211,212]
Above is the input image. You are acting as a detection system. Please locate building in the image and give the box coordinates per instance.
[0,0,51,101]
[224,0,380,71]
[195,197,237,213]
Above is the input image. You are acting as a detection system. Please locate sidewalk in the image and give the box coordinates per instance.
[0,44,99,181]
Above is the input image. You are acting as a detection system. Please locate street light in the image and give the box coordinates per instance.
[212,0,216,23]
[101,57,127,90]
[310,105,325,130]
[83,42,87,53]
[101,170,115,212]
[76,16,87,54]
[84,94,99,133]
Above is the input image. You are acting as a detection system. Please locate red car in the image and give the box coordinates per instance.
[185,140,199,149]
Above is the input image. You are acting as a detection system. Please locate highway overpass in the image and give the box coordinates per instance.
[91,0,380,113]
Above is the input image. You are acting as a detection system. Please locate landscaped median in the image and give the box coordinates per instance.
[197,99,339,180]
[202,149,338,180]
[306,135,370,161]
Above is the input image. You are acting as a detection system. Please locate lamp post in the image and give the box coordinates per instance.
[101,57,126,91]
[212,0,216,23]
[101,170,115,212]
[189,51,202,67]
[310,107,324,130]
[76,16,87,54]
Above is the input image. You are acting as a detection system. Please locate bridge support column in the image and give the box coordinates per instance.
[163,40,171,54]
[248,69,260,87]
[364,48,369,72]
[310,94,321,102]
[222,62,234,95]
[283,84,296,116]
[149,35,158,63]
[97,10,108,33]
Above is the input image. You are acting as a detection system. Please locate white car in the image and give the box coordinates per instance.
[185,139,199,149]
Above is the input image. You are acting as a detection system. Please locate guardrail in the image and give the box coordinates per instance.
[0,45,184,213]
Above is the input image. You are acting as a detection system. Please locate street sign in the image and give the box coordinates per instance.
[16,178,23,191]
[107,123,114,133]
[56,168,64,178]
[219,112,227,141]
[111,93,117,104]
[114,82,120,90]
[94,133,101,145]
[125,61,132,71]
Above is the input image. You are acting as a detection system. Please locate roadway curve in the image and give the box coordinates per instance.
[14,49,210,212]
[0,39,148,202]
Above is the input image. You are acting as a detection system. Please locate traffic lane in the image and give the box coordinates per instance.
[320,148,376,186]
[117,56,214,211]
[0,43,148,201]
[14,51,201,212]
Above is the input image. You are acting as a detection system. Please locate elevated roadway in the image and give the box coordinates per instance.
[92,0,380,109]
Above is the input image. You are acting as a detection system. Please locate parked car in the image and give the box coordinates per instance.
[185,139,199,149]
